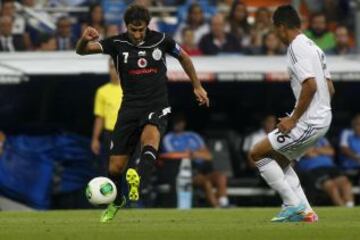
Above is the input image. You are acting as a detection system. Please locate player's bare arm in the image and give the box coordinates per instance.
[178,49,210,107]
[327,78,335,99]
[76,27,103,55]
[277,78,317,134]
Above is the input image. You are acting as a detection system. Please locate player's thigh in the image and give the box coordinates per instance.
[140,106,170,147]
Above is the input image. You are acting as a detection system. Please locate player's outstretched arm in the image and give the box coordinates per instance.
[178,50,209,107]
[76,27,103,55]
[278,78,317,134]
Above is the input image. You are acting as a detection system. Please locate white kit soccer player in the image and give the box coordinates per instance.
[250,5,335,222]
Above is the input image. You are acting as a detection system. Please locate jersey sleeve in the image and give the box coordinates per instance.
[290,45,315,83]
[163,34,181,59]
[191,132,206,149]
[323,54,331,79]
[98,37,116,55]
[94,89,104,117]
[340,129,351,147]
[162,133,175,152]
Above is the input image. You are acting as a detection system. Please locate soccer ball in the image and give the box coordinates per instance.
[86,177,117,205]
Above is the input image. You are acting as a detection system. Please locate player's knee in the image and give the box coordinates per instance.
[249,147,263,162]
[141,125,160,147]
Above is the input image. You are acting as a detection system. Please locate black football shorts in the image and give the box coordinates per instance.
[110,106,171,155]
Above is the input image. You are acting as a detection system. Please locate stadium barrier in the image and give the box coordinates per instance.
[1,52,360,84]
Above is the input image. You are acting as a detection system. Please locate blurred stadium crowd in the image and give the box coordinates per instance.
[0,0,357,55]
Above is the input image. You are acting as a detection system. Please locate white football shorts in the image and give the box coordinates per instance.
[268,122,329,161]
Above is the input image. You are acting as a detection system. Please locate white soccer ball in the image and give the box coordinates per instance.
[86,177,117,205]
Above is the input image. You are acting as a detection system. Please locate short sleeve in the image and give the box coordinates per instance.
[162,133,175,152]
[340,129,351,147]
[163,34,181,59]
[318,137,330,147]
[323,54,331,79]
[191,132,205,148]
[94,89,104,117]
[290,45,315,83]
[98,37,116,55]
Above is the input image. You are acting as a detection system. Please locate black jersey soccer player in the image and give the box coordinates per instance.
[76,5,209,222]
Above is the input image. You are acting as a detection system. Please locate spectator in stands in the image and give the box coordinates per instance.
[199,14,241,55]
[0,0,26,34]
[327,25,356,55]
[0,16,31,51]
[251,31,285,55]
[339,114,360,171]
[174,3,210,46]
[243,115,276,169]
[297,0,350,27]
[55,16,76,50]
[91,59,122,174]
[81,3,106,39]
[155,0,186,6]
[21,0,54,33]
[35,33,56,51]
[162,114,229,208]
[21,0,47,9]
[297,137,354,207]
[304,12,336,52]
[228,0,251,50]
[250,7,272,49]
[180,27,202,56]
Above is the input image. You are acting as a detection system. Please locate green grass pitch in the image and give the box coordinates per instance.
[1,207,360,240]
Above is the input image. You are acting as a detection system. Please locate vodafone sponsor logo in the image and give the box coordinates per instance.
[129,68,158,75]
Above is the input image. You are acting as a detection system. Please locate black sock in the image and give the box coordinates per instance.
[137,145,158,188]
[108,172,123,206]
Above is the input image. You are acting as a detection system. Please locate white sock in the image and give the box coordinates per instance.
[283,165,313,212]
[219,196,229,207]
[256,158,300,206]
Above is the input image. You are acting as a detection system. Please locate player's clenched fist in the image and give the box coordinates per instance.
[82,27,100,41]
[194,86,210,107]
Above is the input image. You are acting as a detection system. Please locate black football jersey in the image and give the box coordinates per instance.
[99,29,181,108]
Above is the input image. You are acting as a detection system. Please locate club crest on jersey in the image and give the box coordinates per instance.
[138,50,146,57]
[152,48,162,61]
[137,58,147,68]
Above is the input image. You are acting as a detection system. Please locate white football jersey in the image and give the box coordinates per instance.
[287,34,332,127]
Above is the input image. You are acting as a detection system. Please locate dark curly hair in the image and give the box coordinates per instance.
[124,4,151,26]
[273,5,301,29]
